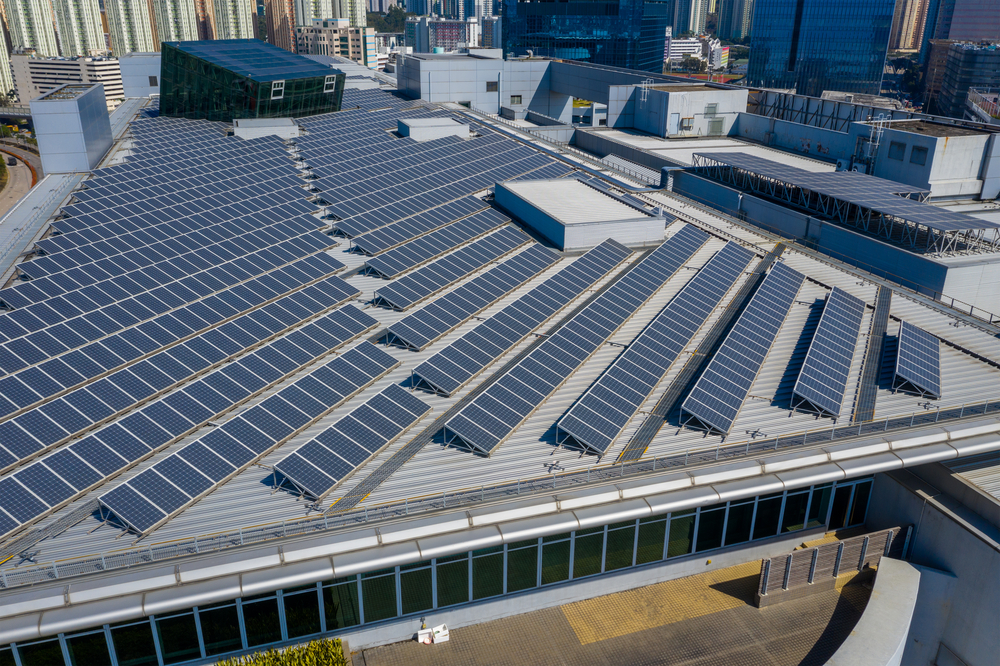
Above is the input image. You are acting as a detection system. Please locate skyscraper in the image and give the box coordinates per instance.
[716,0,754,42]
[214,0,256,38]
[0,44,15,98]
[153,0,200,41]
[889,0,929,51]
[502,0,671,73]
[3,0,61,56]
[52,0,108,55]
[919,0,1000,62]
[673,0,708,35]
[746,0,894,97]
[105,0,159,54]
[264,0,296,50]
[294,0,338,23]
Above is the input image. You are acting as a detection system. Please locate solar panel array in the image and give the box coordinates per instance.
[350,197,488,256]
[385,244,558,350]
[99,341,398,533]
[275,384,431,499]
[681,261,806,435]
[411,239,631,396]
[364,208,511,279]
[444,225,708,455]
[792,287,867,417]
[372,226,530,310]
[894,321,941,398]
[558,241,754,455]
[697,152,997,233]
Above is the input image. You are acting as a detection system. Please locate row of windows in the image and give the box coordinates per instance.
[0,478,872,666]
[887,141,929,166]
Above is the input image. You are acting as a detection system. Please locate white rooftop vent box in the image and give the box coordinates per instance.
[495,178,663,252]
[31,83,112,174]
[398,117,470,142]
[233,118,299,140]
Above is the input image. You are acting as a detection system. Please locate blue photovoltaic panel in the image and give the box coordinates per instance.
[681,261,806,435]
[557,241,755,455]
[894,321,941,399]
[444,225,709,455]
[274,384,431,498]
[792,287,867,417]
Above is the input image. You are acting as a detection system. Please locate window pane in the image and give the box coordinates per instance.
[667,514,695,558]
[506,544,538,592]
[541,540,570,585]
[724,502,754,546]
[156,613,200,664]
[848,481,872,526]
[66,632,112,666]
[241,598,281,647]
[572,532,603,579]
[323,582,361,630]
[807,485,834,529]
[636,518,665,564]
[436,558,469,608]
[283,589,321,639]
[472,552,504,600]
[829,485,853,530]
[696,508,725,552]
[198,604,242,656]
[781,492,810,533]
[0,648,15,666]
[361,574,398,623]
[753,495,783,539]
[16,639,63,666]
[400,568,433,615]
[111,621,158,666]
[605,524,635,571]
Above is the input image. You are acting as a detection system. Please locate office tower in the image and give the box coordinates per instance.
[214,0,256,38]
[919,0,1000,62]
[717,0,754,42]
[264,0,296,50]
[105,0,159,54]
[52,0,108,55]
[502,0,672,73]
[889,0,929,51]
[405,15,479,51]
[3,0,61,56]
[673,0,708,35]
[935,42,1000,118]
[294,0,337,24]
[747,0,894,97]
[153,0,200,41]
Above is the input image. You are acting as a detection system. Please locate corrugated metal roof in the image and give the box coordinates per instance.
[945,451,1000,501]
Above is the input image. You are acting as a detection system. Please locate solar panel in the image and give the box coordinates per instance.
[444,224,709,456]
[99,341,399,533]
[680,261,805,435]
[411,238,632,397]
[791,287,867,417]
[350,197,489,256]
[385,244,558,350]
[894,321,941,398]
[558,241,755,455]
[275,384,431,499]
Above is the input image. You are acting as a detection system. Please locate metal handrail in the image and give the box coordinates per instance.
[2,396,997,591]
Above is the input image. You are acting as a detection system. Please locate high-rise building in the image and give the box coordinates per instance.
[482,15,499,48]
[889,0,929,51]
[153,0,200,41]
[52,0,108,56]
[0,44,15,98]
[405,15,478,52]
[935,42,1000,119]
[716,0,754,42]
[3,0,61,56]
[502,0,671,73]
[747,0,894,98]
[214,0,256,38]
[673,0,708,36]
[264,0,297,50]
[105,0,159,54]
[919,0,1000,62]
[295,0,338,24]
[296,18,376,66]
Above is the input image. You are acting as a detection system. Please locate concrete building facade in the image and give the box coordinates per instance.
[936,42,1000,121]
[716,0,754,42]
[52,0,108,56]
[152,0,201,42]
[105,0,160,55]
[0,44,14,98]
[889,0,930,51]
[265,0,298,51]
[12,55,124,107]
[213,0,257,39]
[3,0,61,56]
[119,52,162,96]
[296,18,377,68]
[405,16,480,53]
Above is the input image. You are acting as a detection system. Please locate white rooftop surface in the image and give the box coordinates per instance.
[595,129,838,171]
[399,117,466,128]
[234,118,297,128]
[501,178,646,225]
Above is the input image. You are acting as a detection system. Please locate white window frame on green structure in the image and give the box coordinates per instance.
[272,80,285,100]
[324,75,338,93]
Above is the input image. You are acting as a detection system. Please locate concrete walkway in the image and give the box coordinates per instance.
[358,561,872,666]
[0,157,33,219]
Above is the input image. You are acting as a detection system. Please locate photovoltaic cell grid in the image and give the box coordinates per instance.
[275,384,431,499]
[411,239,631,397]
[0,273,359,472]
[792,287,867,417]
[99,341,398,533]
[893,321,941,399]
[0,304,376,539]
[444,225,708,456]
[558,241,754,455]
[350,197,488,256]
[681,261,806,435]
[385,244,558,350]
[695,152,998,233]
[372,225,530,310]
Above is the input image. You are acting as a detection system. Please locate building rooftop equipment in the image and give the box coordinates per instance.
[397,117,470,141]
[33,83,95,101]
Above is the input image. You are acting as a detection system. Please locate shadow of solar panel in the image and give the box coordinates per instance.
[557,241,755,455]
[680,261,805,435]
[445,224,709,456]
[894,321,941,398]
[792,287,867,417]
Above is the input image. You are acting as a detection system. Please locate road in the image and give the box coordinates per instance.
[0,143,43,179]
[0,156,33,219]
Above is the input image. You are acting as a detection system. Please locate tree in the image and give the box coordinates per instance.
[890,57,912,75]
[680,55,707,74]
[367,5,415,33]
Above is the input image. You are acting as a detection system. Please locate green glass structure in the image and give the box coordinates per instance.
[159,40,345,122]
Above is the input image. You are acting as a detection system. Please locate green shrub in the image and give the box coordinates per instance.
[215,637,347,666]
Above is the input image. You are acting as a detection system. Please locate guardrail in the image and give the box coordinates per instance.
[0,182,65,268]
[1,397,997,591]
